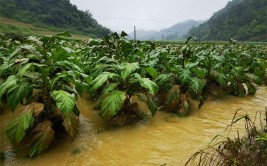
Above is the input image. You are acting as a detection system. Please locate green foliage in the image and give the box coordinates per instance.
[51,90,76,114]
[90,72,118,91]
[136,75,159,95]
[187,0,267,41]
[101,90,126,121]
[0,31,266,158]
[51,90,79,137]
[121,62,139,80]
[6,109,34,144]
[0,0,111,37]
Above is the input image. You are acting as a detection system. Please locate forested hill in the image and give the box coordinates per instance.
[0,0,111,37]
[187,0,267,41]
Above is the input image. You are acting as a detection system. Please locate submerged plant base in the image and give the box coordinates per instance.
[106,110,147,127]
[185,109,267,166]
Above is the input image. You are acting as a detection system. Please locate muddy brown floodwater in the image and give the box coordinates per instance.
[1,87,267,166]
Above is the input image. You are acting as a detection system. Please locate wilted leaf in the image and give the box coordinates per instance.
[29,121,55,157]
[166,85,180,108]
[63,111,79,138]
[136,93,147,103]
[22,102,44,117]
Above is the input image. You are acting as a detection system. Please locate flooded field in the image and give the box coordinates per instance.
[1,87,267,166]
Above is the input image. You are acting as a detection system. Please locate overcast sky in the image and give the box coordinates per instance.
[69,0,230,33]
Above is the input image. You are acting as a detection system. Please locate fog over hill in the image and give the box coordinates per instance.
[128,20,203,41]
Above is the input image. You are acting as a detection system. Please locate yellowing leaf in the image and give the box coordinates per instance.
[63,111,79,138]
[29,121,55,157]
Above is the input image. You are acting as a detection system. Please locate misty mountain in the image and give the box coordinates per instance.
[187,0,267,41]
[128,20,203,41]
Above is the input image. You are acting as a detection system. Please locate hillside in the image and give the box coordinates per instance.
[0,0,111,38]
[187,0,267,41]
[129,20,203,41]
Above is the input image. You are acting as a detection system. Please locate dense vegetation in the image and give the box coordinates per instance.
[0,32,266,157]
[187,0,267,41]
[0,0,111,38]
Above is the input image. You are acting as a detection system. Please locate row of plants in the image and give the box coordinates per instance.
[0,32,266,157]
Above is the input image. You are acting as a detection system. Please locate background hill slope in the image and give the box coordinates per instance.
[0,0,111,37]
[187,0,267,41]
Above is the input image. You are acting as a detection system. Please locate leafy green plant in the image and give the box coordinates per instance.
[0,32,87,157]
[89,61,159,126]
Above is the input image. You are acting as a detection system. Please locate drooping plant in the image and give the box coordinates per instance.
[0,32,88,157]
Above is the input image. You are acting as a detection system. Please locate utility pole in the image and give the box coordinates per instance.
[134,26,136,41]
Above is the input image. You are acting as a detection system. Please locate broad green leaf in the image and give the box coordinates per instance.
[6,109,34,144]
[51,90,76,114]
[192,68,207,79]
[145,67,158,79]
[94,83,118,108]
[121,62,139,80]
[154,73,173,87]
[0,63,14,77]
[179,69,191,85]
[90,72,117,91]
[56,61,84,73]
[29,121,55,157]
[138,77,158,95]
[18,63,33,77]
[101,90,126,121]
[7,79,31,111]
[189,77,204,94]
[0,75,18,98]
[211,70,228,86]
